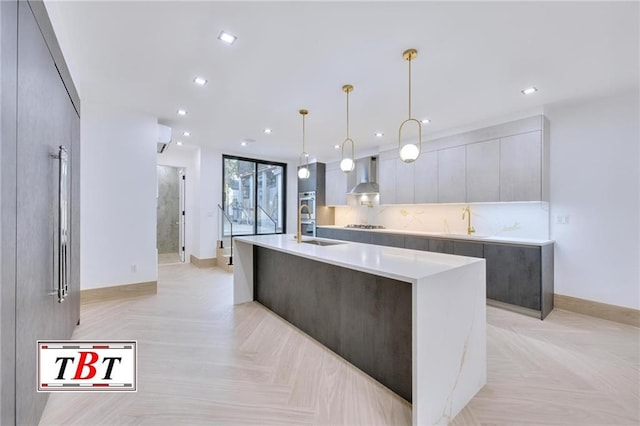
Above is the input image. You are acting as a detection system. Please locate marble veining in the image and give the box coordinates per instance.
[335,199,550,240]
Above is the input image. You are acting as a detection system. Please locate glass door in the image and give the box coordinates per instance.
[257,163,284,234]
[223,157,255,236]
[223,155,286,236]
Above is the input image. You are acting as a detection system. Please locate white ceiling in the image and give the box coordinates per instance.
[45,1,639,163]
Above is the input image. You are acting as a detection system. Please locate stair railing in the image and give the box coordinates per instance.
[257,205,278,234]
[217,204,233,265]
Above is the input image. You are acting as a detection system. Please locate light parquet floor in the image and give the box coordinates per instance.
[39,263,639,425]
[157,252,182,265]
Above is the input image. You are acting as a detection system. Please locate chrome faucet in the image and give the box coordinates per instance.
[462,206,476,235]
[297,204,312,243]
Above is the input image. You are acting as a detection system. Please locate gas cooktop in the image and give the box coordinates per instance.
[345,224,385,229]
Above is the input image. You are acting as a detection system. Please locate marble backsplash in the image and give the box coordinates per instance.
[333,195,550,240]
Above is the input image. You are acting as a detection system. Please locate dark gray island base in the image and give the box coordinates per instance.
[254,246,412,401]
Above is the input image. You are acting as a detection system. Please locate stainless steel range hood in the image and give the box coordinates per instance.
[349,156,379,194]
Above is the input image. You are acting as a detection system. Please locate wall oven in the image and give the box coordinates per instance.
[300,220,316,237]
[298,191,316,220]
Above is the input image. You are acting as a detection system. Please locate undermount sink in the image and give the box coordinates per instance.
[301,239,346,246]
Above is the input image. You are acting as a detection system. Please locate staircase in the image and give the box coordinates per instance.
[216,240,233,273]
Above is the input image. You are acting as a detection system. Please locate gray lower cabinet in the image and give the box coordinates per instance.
[484,243,553,318]
[453,240,484,258]
[428,239,454,254]
[319,228,553,319]
[317,228,371,244]
[316,227,338,240]
[484,244,541,309]
[370,233,405,248]
[404,236,429,251]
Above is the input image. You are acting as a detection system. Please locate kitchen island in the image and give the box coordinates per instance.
[233,234,486,425]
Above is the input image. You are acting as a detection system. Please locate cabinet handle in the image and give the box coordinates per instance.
[50,146,69,303]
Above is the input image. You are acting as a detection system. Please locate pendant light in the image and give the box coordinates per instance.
[340,84,356,173]
[398,48,422,163]
[297,109,310,179]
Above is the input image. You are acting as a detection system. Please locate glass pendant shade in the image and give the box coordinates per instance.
[298,109,310,180]
[340,157,354,172]
[399,143,420,162]
[297,165,310,179]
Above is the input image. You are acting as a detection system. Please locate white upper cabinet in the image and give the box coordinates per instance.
[500,131,542,201]
[375,116,548,205]
[379,150,416,204]
[395,157,415,204]
[378,153,397,205]
[325,161,348,206]
[466,139,500,202]
[414,150,438,203]
[438,146,466,203]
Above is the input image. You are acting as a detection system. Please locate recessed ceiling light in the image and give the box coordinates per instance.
[183,131,191,137]
[217,31,237,45]
[240,141,247,147]
[375,132,384,137]
[334,144,340,149]
[176,141,183,146]
[421,119,431,124]
[264,128,272,134]
[521,86,538,95]
[177,109,187,116]
[193,77,208,86]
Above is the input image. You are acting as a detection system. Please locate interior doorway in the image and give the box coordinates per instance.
[157,165,185,264]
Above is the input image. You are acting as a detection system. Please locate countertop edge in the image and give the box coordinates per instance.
[234,236,485,283]
[316,225,554,246]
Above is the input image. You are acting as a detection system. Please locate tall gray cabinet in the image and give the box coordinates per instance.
[1,1,81,424]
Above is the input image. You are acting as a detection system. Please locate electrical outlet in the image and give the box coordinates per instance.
[131,264,137,273]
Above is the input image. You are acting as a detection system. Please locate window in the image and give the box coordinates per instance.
[222,155,286,236]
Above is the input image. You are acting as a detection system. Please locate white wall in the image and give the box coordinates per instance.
[191,147,298,259]
[81,100,158,289]
[195,146,221,259]
[546,90,639,309]
[156,146,197,262]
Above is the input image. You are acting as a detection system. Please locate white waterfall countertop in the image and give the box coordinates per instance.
[233,234,483,284]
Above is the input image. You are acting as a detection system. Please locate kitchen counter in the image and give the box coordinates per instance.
[233,234,486,425]
[316,226,555,319]
[317,225,554,246]
[234,233,483,284]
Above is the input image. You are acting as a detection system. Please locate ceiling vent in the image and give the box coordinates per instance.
[157,124,172,154]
